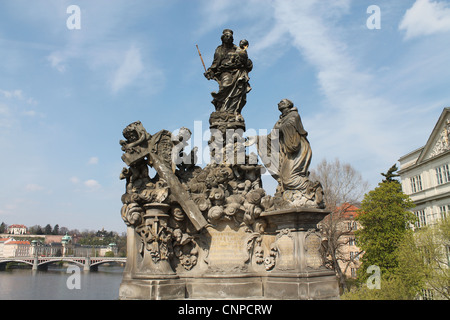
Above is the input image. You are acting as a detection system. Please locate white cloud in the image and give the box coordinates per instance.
[88,157,99,165]
[0,89,23,99]
[111,46,144,92]
[70,176,80,184]
[0,103,12,130]
[0,103,10,116]
[256,1,399,158]
[25,184,44,192]
[20,110,44,118]
[399,0,450,39]
[0,89,37,105]
[5,204,17,210]
[0,89,41,133]
[84,179,101,190]
[196,0,237,36]
[0,89,36,104]
[47,51,67,73]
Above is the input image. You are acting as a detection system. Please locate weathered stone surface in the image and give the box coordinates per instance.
[118,29,339,300]
[263,271,340,300]
[185,275,263,299]
[205,221,251,271]
[119,278,186,300]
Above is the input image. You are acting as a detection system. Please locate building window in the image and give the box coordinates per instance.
[410,175,423,193]
[415,210,427,228]
[351,268,357,278]
[420,289,434,300]
[350,251,360,261]
[348,237,356,246]
[439,205,449,220]
[436,164,450,185]
[347,221,358,231]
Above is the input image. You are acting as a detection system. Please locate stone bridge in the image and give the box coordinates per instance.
[0,256,126,271]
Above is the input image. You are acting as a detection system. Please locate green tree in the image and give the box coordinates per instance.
[36,225,44,235]
[343,218,450,300]
[52,224,60,235]
[341,273,418,300]
[44,224,52,235]
[398,218,450,299]
[0,222,7,233]
[104,250,115,257]
[380,164,400,183]
[355,165,416,280]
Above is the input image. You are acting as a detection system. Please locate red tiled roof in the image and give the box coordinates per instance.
[5,240,30,245]
[8,224,27,228]
[333,203,360,219]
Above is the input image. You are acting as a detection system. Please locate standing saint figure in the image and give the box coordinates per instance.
[249,99,324,208]
[204,29,253,114]
[272,99,312,191]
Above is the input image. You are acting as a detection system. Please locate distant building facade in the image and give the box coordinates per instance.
[0,237,12,257]
[398,107,450,300]
[7,224,28,235]
[2,239,31,257]
[398,107,450,229]
[336,204,362,279]
[321,203,362,279]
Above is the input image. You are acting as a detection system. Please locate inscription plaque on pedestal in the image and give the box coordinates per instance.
[305,232,323,269]
[206,222,250,271]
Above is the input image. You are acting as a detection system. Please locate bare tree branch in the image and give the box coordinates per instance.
[312,158,369,292]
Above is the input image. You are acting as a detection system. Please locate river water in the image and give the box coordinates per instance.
[0,265,124,300]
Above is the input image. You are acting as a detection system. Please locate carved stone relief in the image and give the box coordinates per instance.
[428,119,450,159]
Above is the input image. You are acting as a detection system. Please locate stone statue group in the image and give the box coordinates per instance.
[204,29,324,208]
[117,29,336,300]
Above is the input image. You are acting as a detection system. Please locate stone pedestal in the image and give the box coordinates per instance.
[119,278,186,300]
[261,208,340,300]
[119,207,340,300]
[204,221,252,272]
[183,220,263,299]
[184,274,263,299]
[119,204,185,300]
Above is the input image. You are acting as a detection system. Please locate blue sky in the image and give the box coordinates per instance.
[1,0,450,233]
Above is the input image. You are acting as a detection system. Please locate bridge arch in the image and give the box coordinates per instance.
[0,259,34,267]
[37,259,85,268]
[0,257,126,271]
[89,259,123,268]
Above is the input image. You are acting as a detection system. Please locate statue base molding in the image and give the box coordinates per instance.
[119,278,186,300]
[118,208,339,300]
[263,271,340,300]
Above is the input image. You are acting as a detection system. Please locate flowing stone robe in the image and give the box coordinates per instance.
[207,44,252,114]
[267,107,312,192]
[276,107,312,191]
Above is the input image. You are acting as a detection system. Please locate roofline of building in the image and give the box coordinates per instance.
[398,148,450,174]
[416,107,450,163]
[398,107,450,166]
[398,145,424,162]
